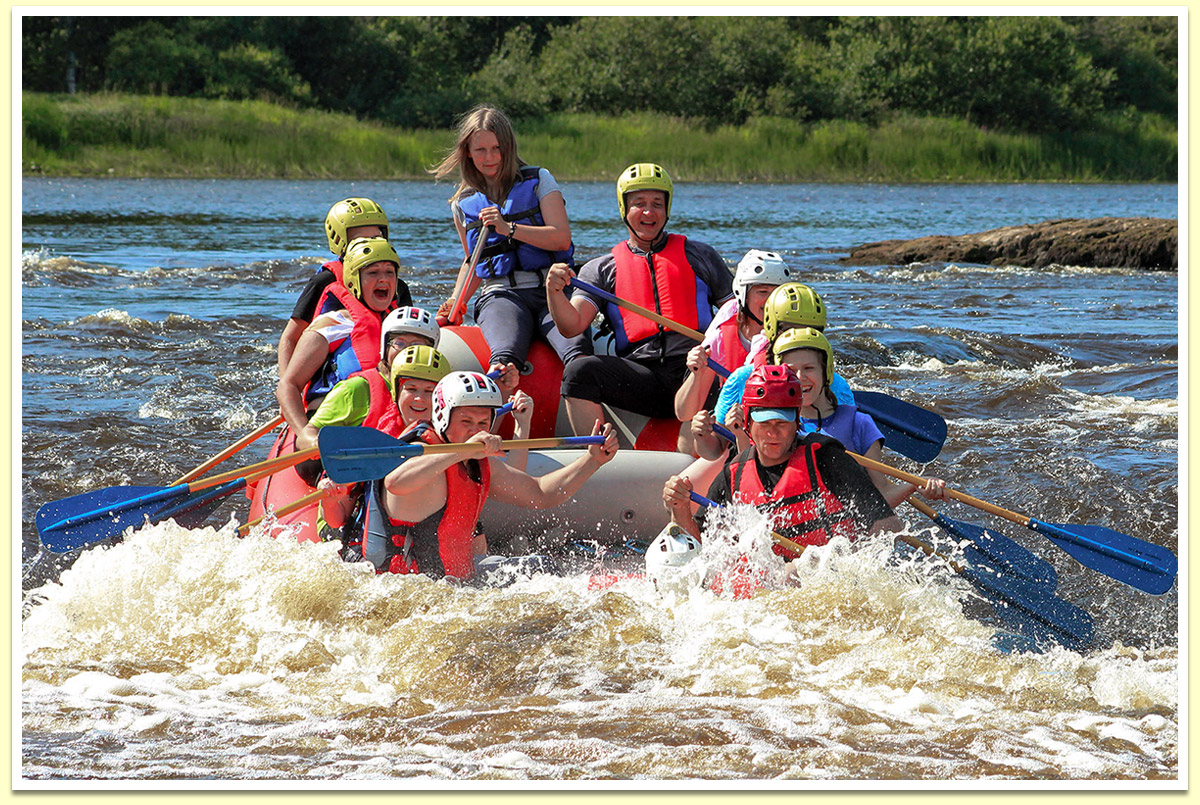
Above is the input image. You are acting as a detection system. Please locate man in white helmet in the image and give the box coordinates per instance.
[297,306,442,450]
[363,371,619,579]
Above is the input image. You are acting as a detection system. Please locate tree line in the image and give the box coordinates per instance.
[22,15,1177,135]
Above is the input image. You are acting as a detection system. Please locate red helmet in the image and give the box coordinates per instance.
[741,364,802,431]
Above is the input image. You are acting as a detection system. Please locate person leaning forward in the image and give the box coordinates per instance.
[662,364,905,553]
[545,163,734,445]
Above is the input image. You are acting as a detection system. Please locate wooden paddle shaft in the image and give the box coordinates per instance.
[578,280,706,342]
[850,451,1031,529]
[420,437,594,457]
[770,532,807,557]
[238,489,330,537]
[448,225,490,325]
[173,414,284,486]
[906,497,938,519]
[189,446,320,492]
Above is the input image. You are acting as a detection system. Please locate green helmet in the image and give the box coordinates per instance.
[617,162,673,220]
[342,237,400,300]
[772,326,834,386]
[391,345,452,389]
[762,282,827,342]
[325,198,389,257]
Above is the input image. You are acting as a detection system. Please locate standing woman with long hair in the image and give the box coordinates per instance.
[432,104,591,374]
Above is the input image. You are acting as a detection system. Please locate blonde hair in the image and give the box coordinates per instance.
[431,105,526,203]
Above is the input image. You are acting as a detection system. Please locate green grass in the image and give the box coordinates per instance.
[21,92,1177,182]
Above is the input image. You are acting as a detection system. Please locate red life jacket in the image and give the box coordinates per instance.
[361,429,490,579]
[609,234,713,353]
[306,282,394,400]
[323,259,344,284]
[729,441,859,555]
[351,367,405,438]
[714,313,749,371]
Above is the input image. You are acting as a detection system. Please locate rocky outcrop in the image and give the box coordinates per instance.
[841,217,1177,271]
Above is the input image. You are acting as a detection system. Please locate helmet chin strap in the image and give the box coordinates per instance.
[740,304,763,326]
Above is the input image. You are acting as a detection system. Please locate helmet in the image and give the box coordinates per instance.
[431,371,503,437]
[390,345,451,388]
[733,250,793,309]
[741,364,802,431]
[772,326,834,386]
[342,237,400,300]
[762,282,827,342]
[381,306,441,354]
[617,162,673,220]
[325,198,389,257]
[645,523,702,575]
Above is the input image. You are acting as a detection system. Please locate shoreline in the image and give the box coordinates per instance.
[22,93,1178,184]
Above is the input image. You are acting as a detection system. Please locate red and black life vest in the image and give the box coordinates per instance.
[361,428,490,579]
[729,441,859,555]
[607,234,715,355]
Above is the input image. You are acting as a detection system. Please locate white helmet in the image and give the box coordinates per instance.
[431,371,503,437]
[645,523,703,575]
[380,306,440,354]
[733,250,793,309]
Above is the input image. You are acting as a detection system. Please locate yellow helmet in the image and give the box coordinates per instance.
[390,345,451,389]
[325,198,388,257]
[772,326,834,386]
[617,162,673,220]
[762,282,827,342]
[342,237,400,300]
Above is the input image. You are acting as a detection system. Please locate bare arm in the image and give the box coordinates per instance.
[662,475,702,541]
[674,344,717,421]
[276,327,331,434]
[487,422,617,509]
[277,317,308,377]
[544,263,598,338]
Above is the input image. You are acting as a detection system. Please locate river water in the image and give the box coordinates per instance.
[19,178,1181,783]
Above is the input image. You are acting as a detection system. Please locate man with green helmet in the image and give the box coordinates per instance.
[277,197,413,376]
[545,163,733,443]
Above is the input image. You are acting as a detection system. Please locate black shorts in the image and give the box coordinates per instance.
[561,354,716,420]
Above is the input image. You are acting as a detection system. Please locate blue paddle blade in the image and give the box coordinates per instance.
[1030,519,1177,596]
[37,484,189,553]
[853,390,947,463]
[150,479,247,528]
[318,426,425,484]
[891,539,1092,653]
[932,512,1058,590]
[959,562,1095,653]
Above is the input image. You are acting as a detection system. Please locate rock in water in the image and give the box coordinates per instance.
[841,217,1177,271]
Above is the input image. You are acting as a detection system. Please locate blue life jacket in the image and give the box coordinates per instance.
[459,166,574,280]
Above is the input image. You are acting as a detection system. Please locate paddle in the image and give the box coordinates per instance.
[569,278,947,462]
[895,532,1094,653]
[238,489,331,538]
[906,497,1058,590]
[37,446,319,553]
[172,414,284,485]
[851,451,1178,596]
[442,224,490,326]
[318,425,606,484]
[691,491,1090,651]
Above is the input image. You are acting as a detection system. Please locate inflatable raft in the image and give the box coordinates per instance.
[246,325,690,547]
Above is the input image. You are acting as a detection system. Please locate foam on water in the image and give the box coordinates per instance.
[20,513,1178,781]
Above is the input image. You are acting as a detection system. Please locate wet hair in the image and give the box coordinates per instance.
[431,105,526,203]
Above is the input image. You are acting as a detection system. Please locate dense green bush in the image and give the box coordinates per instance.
[21,15,1178,138]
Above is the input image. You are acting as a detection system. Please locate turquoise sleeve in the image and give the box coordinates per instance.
[832,373,856,406]
[714,364,753,423]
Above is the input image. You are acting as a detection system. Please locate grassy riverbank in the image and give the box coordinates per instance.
[22,92,1178,182]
